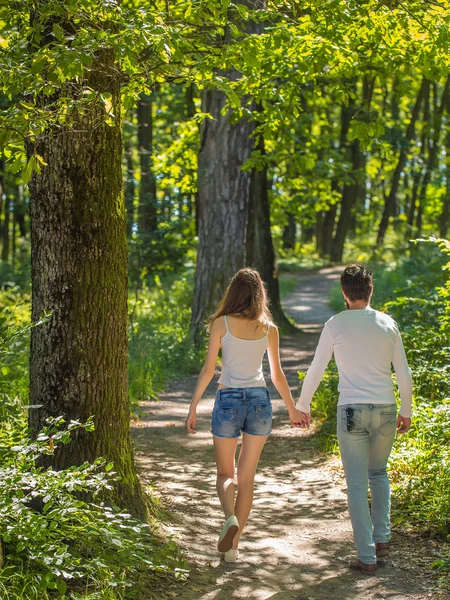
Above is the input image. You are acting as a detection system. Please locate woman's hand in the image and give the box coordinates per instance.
[186,408,197,434]
[289,408,310,429]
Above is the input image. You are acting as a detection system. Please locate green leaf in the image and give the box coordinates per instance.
[56,579,67,595]
[21,156,36,185]
[52,23,65,42]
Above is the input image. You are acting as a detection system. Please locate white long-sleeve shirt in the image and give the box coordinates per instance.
[297,307,413,418]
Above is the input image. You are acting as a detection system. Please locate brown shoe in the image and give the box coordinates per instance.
[376,542,390,558]
[350,559,377,574]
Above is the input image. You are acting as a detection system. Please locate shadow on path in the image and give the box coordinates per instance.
[133,267,445,600]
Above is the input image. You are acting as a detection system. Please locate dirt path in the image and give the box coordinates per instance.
[133,268,446,600]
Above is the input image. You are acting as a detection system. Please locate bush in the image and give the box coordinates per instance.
[0,317,188,599]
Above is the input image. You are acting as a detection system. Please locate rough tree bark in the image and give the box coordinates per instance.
[191,84,254,341]
[191,3,262,341]
[246,133,291,329]
[28,50,147,519]
[137,93,157,236]
[376,78,428,246]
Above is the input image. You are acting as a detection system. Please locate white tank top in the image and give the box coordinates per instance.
[218,315,269,388]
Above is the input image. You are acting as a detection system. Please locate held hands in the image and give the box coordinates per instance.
[290,408,310,429]
[185,408,197,434]
[396,414,411,434]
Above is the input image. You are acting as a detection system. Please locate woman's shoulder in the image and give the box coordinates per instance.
[210,315,227,336]
[266,320,278,337]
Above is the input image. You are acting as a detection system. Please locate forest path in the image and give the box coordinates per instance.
[133,268,444,600]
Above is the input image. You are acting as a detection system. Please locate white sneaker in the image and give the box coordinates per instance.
[217,515,239,552]
[224,548,238,563]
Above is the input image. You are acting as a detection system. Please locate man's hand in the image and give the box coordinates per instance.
[396,414,411,434]
[186,409,197,434]
[290,408,311,429]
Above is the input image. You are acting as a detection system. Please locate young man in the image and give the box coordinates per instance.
[297,264,412,573]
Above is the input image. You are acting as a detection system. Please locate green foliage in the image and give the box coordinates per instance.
[128,268,203,409]
[0,320,188,599]
[0,418,187,599]
[299,367,339,454]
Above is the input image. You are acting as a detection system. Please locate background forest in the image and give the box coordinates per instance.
[0,1,449,598]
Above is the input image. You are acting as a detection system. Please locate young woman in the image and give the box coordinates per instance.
[185,268,308,562]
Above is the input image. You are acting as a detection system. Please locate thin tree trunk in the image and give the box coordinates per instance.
[322,202,337,257]
[15,185,27,237]
[331,79,360,262]
[331,138,362,262]
[123,126,135,238]
[137,93,157,236]
[440,92,450,238]
[416,76,450,235]
[407,169,422,229]
[282,212,296,250]
[246,132,291,329]
[376,78,428,246]
[28,51,147,519]
[185,84,200,236]
[0,159,4,252]
[11,213,16,264]
[301,222,315,244]
[2,193,10,263]
[406,90,430,232]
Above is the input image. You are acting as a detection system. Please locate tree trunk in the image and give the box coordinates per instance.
[191,85,254,341]
[282,212,296,250]
[185,85,200,236]
[15,185,27,237]
[12,210,17,264]
[321,202,337,257]
[407,169,422,229]
[123,129,135,238]
[331,80,359,263]
[246,134,291,329]
[331,138,362,262]
[440,91,450,238]
[315,212,324,254]
[0,159,4,251]
[301,222,315,244]
[191,4,263,341]
[137,93,157,236]
[2,192,11,263]
[376,78,428,246]
[415,76,450,235]
[28,52,147,519]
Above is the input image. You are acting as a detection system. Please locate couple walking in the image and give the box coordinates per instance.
[185,265,412,572]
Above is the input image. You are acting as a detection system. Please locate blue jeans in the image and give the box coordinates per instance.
[211,387,272,438]
[337,403,397,564]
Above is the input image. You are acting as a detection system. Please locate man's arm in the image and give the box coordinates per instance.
[296,322,333,414]
[392,325,413,420]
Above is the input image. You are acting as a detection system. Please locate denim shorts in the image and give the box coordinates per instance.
[211,387,272,438]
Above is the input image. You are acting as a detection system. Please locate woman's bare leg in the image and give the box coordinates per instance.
[213,436,239,519]
[233,433,267,549]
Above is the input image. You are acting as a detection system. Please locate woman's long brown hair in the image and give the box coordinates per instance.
[209,268,273,329]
